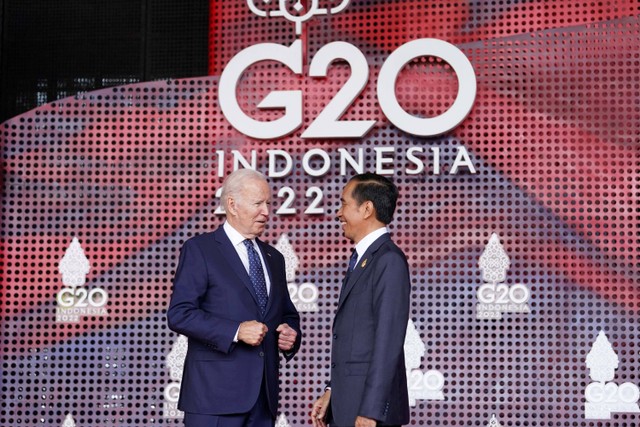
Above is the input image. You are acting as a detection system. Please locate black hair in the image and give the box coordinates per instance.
[349,173,398,225]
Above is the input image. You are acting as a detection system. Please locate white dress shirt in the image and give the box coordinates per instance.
[223,222,272,342]
[223,221,271,294]
[353,227,389,264]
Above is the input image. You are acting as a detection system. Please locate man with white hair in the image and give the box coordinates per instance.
[168,169,302,427]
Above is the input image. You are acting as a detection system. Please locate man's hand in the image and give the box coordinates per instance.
[310,390,330,427]
[276,323,297,351]
[238,320,268,346]
[355,416,376,427]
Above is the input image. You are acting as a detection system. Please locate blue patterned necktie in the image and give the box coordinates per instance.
[243,239,268,313]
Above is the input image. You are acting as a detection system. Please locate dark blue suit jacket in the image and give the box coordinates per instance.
[167,227,301,416]
[329,234,411,425]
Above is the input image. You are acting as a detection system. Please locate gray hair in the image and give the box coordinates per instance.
[221,169,268,210]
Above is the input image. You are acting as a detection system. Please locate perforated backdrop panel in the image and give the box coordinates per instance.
[1,1,640,426]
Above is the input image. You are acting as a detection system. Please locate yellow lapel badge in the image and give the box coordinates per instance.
[361,259,367,268]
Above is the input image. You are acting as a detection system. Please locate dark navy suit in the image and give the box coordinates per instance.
[167,227,301,420]
[328,234,411,426]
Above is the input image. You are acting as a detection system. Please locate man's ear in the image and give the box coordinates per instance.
[362,200,375,220]
[226,197,237,217]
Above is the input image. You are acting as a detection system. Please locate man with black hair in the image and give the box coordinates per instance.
[311,173,411,427]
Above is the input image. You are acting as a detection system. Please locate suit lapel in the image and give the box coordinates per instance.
[337,234,390,311]
[214,228,261,308]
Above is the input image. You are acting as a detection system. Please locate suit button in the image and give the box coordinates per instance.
[333,334,338,339]
[259,351,264,357]
[331,363,336,368]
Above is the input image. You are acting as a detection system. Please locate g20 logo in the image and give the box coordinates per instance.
[219,39,476,139]
[163,382,183,418]
[56,287,108,308]
[408,369,445,395]
[287,282,319,311]
[55,286,109,322]
[477,283,530,305]
[585,382,640,405]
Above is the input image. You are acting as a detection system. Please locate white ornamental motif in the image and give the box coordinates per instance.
[276,233,318,312]
[476,233,530,319]
[404,319,445,405]
[478,233,510,284]
[404,319,426,370]
[61,413,76,427]
[275,234,299,282]
[166,335,188,381]
[586,330,619,382]
[584,330,640,420]
[486,414,502,427]
[275,413,291,427]
[58,237,91,288]
[247,0,351,35]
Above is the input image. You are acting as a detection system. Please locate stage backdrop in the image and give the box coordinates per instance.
[1,1,639,426]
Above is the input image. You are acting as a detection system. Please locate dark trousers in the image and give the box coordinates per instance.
[183,381,274,427]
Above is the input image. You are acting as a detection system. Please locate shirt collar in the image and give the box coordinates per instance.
[354,227,388,262]
[223,221,251,247]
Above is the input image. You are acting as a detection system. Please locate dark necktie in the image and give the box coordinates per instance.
[344,249,358,283]
[243,239,268,313]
